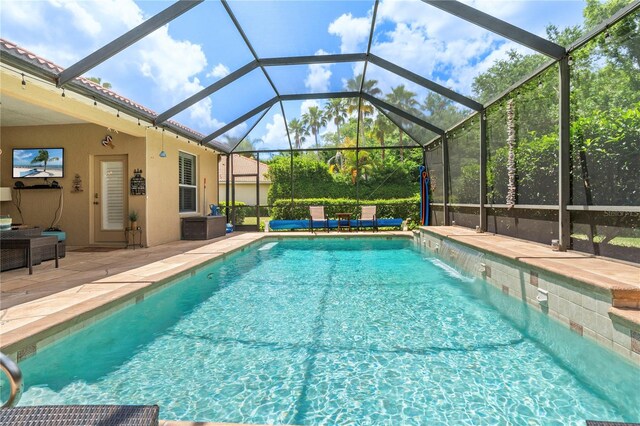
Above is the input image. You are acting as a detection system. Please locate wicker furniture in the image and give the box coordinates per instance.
[0,405,159,426]
[0,227,66,272]
[181,216,226,240]
[0,236,59,274]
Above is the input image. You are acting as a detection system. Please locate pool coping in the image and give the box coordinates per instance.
[0,231,411,361]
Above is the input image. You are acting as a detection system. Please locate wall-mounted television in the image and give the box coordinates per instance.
[12,148,64,178]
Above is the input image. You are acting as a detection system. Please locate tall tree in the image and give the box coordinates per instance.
[288,118,309,150]
[345,74,381,145]
[323,98,348,144]
[371,114,394,161]
[386,85,418,160]
[30,149,59,172]
[301,106,327,149]
[422,93,466,131]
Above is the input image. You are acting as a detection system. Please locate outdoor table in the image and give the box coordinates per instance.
[0,236,59,274]
[336,213,352,232]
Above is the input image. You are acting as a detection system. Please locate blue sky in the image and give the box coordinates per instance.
[13,148,64,166]
[1,0,586,150]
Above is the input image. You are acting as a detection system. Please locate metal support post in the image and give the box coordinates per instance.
[442,134,450,225]
[479,110,487,232]
[290,151,295,205]
[225,154,230,223]
[559,56,571,250]
[256,152,261,227]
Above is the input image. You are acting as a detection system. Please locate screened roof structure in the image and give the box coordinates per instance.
[1,0,637,155]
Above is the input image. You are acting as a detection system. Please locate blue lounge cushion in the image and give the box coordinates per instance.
[269,218,403,231]
[42,231,66,241]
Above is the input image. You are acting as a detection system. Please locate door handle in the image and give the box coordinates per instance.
[93,201,99,205]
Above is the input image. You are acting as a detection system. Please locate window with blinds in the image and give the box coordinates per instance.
[179,151,197,212]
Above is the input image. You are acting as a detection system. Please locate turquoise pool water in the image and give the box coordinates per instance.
[16,238,640,424]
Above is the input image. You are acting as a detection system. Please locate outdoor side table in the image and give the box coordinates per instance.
[336,213,352,232]
[125,226,143,249]
[0,236,59,274]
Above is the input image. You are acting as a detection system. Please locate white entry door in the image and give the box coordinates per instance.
[93,155,127,243]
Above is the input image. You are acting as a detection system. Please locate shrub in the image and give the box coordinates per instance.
[270,197,420,223]
[219,201,247,223]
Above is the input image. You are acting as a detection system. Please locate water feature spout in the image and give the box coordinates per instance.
[536,288,549,304]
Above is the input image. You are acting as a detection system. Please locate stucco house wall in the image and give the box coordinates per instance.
[0,65,219,247]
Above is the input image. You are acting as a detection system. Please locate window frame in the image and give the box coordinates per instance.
[178,150,198,214]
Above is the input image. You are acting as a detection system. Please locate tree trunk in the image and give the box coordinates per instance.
[506,99,517,207]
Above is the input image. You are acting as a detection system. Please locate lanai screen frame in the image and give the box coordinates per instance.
[8,0,637,251]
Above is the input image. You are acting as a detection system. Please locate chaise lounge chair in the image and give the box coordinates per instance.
[358,205,377,232]
[309,206,329,233]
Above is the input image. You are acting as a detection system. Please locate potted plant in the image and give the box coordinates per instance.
[129,210,139,230]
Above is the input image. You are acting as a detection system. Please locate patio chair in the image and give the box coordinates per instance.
[359,205,377,232]
[309,206,329,232]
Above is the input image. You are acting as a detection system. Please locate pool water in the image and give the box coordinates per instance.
[17,239,640,424]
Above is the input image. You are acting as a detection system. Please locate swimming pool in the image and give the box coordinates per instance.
[14,238,640,424]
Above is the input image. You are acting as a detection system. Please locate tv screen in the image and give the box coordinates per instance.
[12,148,64,178]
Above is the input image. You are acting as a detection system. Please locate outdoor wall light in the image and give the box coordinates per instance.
[93,97,97,106]
[116,110,120,118]
[159,129,167,158]
[61,88,66,98]
[21,73,26,89]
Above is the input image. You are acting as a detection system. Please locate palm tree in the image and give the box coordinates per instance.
[386,85,418,160]
[345,74,381,144]
[30,149,59,173]
[301,106,327,149]
[323,98,348,143]
[288,118,309,149]
[371,114,394,161]
[235,138,260,158]
[87,76,112,89]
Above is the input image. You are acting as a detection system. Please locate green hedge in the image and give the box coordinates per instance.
[270,197,420,223]
[220,201,247,223]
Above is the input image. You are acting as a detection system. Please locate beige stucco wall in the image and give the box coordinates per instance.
[146,129,218,246]
[1,67,219,247]
[1,123,146,246]
[219,182,270,206]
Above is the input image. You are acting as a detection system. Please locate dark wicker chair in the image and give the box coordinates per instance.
[1,227,66,272]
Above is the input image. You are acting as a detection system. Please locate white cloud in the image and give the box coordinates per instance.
[305,49,332,92]
[2,1,46,28]
[328,13,371,53]
[225,122,248,140]
[186,98,225,131]
[300,100,320,116]
[349,0,529,97]
[261,113,289,149]
[58,1,103,37]
[4,0,228,134]
[207,63,230,80]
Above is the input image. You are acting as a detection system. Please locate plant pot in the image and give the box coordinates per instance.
[0,215,12,230]
[130,221,138,230]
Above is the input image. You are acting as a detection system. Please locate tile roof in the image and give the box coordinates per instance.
[0,38,205,140]
[219,155,270,183]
